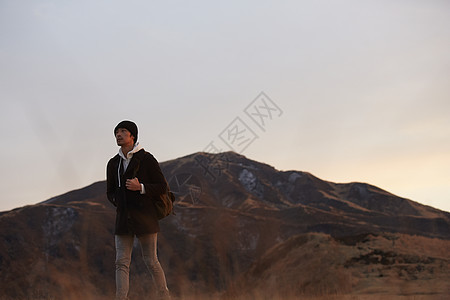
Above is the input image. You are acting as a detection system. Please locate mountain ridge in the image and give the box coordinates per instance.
[0,151,449,299]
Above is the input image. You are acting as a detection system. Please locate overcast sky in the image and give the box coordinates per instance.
[1,0,449,212]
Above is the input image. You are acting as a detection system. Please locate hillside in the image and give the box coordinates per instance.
[0,151,449,299]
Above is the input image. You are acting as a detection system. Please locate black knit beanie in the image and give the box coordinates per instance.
[114,120,138,144]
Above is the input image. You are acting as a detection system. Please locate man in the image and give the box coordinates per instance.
[106,120,170,300]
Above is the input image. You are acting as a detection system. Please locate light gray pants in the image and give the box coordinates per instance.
[115,234,169,300]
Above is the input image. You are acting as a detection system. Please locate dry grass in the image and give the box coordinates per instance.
[171,293,449,300]
[1,228,448,300]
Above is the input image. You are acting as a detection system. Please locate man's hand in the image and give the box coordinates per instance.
[126,177,142,191]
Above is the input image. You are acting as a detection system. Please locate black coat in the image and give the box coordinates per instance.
[106,149,167,235]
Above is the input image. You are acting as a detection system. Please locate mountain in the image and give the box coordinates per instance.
[0,151,449,300]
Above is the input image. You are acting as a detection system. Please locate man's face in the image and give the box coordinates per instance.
[115,128,134,147]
